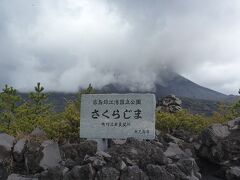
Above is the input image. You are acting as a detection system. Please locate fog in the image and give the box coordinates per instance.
[1,0,240,94]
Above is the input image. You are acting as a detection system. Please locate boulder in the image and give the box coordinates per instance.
[164,142,187,159]
[163,134,184,144]
[108,138,168,169]
[156,95,182,113]
[226,117,240,130]
[24,141,44,174]
[116,160,127,171]
[0,160,7,180]
[60,140,97,166]
[95,151,111,160]
[24,140,62,174]
[120,165,149,180]
[198,120,240,179]
[165,164,188,180]
[200,124,230,147]
[34,167,65,180]
[97,167,120,180]
[201,175,224,180]
[146,164,174,180]
[61,159,76,169]
[83,155,106,170]
[172,130,197,143]
[199,122,240,164]
[13,139,27,162]
[7,174,38,180]
[177,158,201,179]
[122,157,136,166]
[226,166,240,180]
[0,133,15,160]
[63,164,95,180]
[12,139,28,174]
[39,140,62,170]
[111,139,127,145]
[30,127,46,138]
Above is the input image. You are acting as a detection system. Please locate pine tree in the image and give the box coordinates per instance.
[74,83,95,109]
[62,84,96,140]
[10,82,54,135]
[230,89,240,118]
[0,85,21,129]
[28,82,51,116]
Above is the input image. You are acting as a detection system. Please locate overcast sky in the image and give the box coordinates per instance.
[0,0,240,94]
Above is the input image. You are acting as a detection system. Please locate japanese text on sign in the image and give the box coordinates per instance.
[92,99,141,105]
[91,109,142,119]
[80,94,156,139]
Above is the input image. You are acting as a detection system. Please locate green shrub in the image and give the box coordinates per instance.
[156,109,231,134]
[4,82,54,136]
[0,85,21,131]
[6,83,95,140]
[156,110,208,133]
[1,82,239,139]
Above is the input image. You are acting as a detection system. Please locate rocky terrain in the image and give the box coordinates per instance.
[0,116,239,180]
[156,95,182,113]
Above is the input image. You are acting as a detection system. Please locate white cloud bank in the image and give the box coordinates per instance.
[0,0,240,94]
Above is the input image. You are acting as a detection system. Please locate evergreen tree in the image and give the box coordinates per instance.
[10,82,54,135]
[230,89,240,118]
[74,83,96,109]
[62,84,96,140]
[0,85,21,129]
[28,82,51,116]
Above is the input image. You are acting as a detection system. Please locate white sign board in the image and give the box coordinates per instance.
[80,94,156,139]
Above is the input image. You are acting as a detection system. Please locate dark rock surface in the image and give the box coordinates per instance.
[226,166,240,180]
[120,165,148,180]
[146,164,175,180]
[198,120,240,180]
[108,138,169,169]
[30,127,46,138]
[156,95,182,113]
[39,140,62,170]
[63,164,95,180]
[0,133,15,160]
[13,139,27,163]
[60,140,97,167]
[7,174,38,180]
[97,167,119,180]
[0,160,7,180]
[1,117,240,180]
[0,133,201,180]
[24,141,44,174]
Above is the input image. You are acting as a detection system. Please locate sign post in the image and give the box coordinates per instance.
[80,94,156,151]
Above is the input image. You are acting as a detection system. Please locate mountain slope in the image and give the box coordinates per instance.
[100,73,228,101]
[155,75,228,101]
[17,72,238,115]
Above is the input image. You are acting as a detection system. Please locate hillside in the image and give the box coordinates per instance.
[17,73,239,115]
[100,73,229,101]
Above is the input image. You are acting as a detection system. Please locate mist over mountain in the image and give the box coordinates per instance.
[18,71,234,116]
[95,71,239,115]
[100,72,229,101]
[1,1,240,94]
[3,0,240,116]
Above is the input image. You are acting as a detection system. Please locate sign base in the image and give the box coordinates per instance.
[88,138,109,151]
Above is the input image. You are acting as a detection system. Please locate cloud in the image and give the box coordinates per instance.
[0,0,240,94]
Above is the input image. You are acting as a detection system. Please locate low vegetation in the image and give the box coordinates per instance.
[0,83,94,140]
[0,83,239,140]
